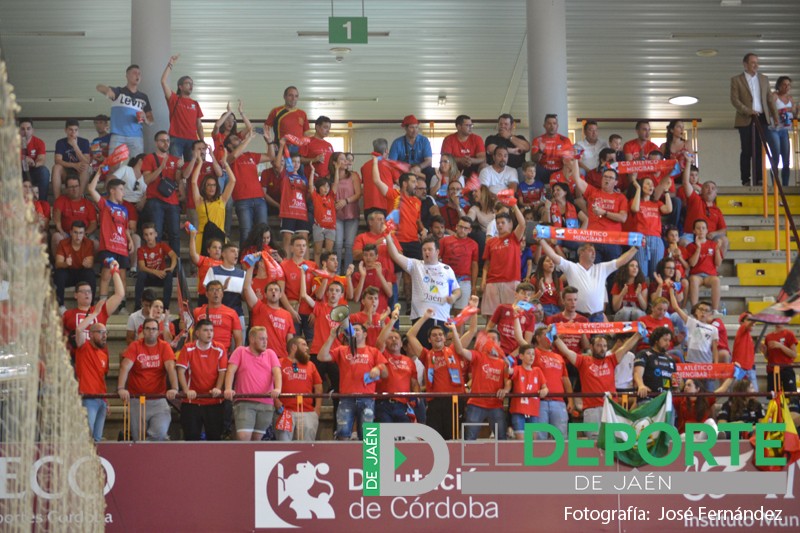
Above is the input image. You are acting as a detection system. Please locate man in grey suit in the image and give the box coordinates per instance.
[730,53,779,186]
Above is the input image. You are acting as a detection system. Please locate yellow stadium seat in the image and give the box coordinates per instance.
[727,230,795,250]
[736,263,789,285]
[718,195,800,216]
[747,301,800,325]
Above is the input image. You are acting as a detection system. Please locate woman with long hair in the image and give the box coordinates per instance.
[770,76,797,186]
[190,158,235,252]
[530,256,564,317]
[239,223,285,300]
[650,257,686,323]
[628,177,672,278]
[675,377,734,436]
[328,152,362,273]
[467,185,496,259]
[660,120,690,172]
[610,259,648,321]
[717,379,764,431]
[433,154,460,195]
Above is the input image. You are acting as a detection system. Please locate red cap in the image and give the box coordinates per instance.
[401,114,419,127]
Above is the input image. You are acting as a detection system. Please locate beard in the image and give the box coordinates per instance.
[295,350,311,365]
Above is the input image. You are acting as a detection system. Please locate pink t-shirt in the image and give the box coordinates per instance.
[228,346,280,405]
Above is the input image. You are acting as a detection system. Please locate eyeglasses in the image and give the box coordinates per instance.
[76,289,92,294]
[457,225,472,231]
[143,326,159,331]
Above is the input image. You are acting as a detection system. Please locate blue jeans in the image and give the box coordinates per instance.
[234,198,268,248]
[666,195,682,233]
[169,136,195,160]
[109,134,144,158]
[135,271,174,311]
[635,235,665,279]
[771,128,791,186]
[531,399,568,440]
[82,398,106,442]
[376,400,412,423]
[464,404,507,440]
[588,311,606,323]
[336,217,359,272]
[511,413,536,434]
[542,303,561,318]
[336,397,375,440]
[144,198,181,257]
[594,243,622,264]
[26,165,50,200]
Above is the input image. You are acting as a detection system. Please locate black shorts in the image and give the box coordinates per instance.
[96,250,131,270]
[400,240,422,260]
[281,217,312,234]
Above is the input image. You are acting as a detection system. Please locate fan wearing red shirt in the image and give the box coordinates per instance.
[531,114,574,181]
[732,313,758,388]
[275,337,323,441]
[554,330,642,437]
[449,323,511,440]
[636,298,674,352]
[299,116,334,179]
[441,115,487,171]
[141,131,182,255]
[686,220,722,312]
[211,100,253,164]
[265,86,310,148]
[160,55,204,159]
[302,278,345,356]
[117,318,179,442]
[135,223,177,311]
[375,339,420,422]
[765,325,798,395]
[193,280,244,354]
[19,119,49,199]
[311,178,338,264]
[318,324,388,440]
[481,202,526,316]
[361,138,404,218]
[681,171,729,256]
[352,246,393,314]
[74,312,110,442]
[505,344,549,439]
[354,211,402,283]
[225,130,273,246]
[176,319,228,440]
[188,229,224,305]
[531,328,574,440]
[350,288,387,347]
[487,282,537,355]
[623,121,660,162]
[244,266,295,359]
[572,163,629,264]
[280,234,317,340]
[546,287,591,354]
[439,218,479,310]
[87,173,133,301]
[62,267,124,359]
[629,177,672,278]
[54,221,96,309]
[50,174,98,257]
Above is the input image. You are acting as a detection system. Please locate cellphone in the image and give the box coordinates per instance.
[254,127,265,135]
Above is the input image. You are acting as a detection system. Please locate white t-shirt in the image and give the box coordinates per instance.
[479,165,518,195]
[404,258,459,321]
[685,316,719,363]
[576,139,609,170]
[556,259,617,315]
[127,308,146,334]
[614,351,636,390]
[113,165,146,204]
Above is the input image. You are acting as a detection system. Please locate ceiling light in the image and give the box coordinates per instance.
[297,31,390,38]
[329,47,351,62]
[696,49,718,57]
[672,32,761,39]
[720,0,742,6]
[438,94,447,106]
[668,96,699,106]
[301,97,378,103]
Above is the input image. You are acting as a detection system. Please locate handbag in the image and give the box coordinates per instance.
[200,200,227,251]
[153,154,179,198]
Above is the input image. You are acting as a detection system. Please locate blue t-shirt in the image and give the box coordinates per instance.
[389,135,432,165]
[91,133,112,158]
[109,87,152,137]
[55,137,91,163]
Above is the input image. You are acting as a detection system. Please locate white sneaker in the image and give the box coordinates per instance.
[58,305,66,316]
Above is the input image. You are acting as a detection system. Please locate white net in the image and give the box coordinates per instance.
[0,54,105,530]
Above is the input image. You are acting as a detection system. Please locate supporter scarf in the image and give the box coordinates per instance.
[496,189,517,207]
[535,225,643,246]
[448,305,479,327]
[547,320,647,342]
[613,160,680,176]
[675,363,739,380]
[105,144,130,167]
[282,134,311,146]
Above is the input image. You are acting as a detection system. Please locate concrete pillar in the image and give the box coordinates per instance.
[526,0,569,139]
[131,0,170,153]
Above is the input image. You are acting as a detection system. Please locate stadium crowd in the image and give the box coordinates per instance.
[17,52,799,443]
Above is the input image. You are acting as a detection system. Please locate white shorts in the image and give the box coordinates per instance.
[481,281,517,316]
[452,280,471,310]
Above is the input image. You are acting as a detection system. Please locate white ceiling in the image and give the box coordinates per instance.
[1,0,798,130]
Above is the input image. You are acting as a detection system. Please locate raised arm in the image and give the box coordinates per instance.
[630,178,642,213]
[238,100,253,136]
[86,168,103,204]
[75,305,104,348]
[459,295,481,347]
[612,333,642,363]
[161,54,179,101]
[539,238,564,266]
[511,203,526,242]
[682,158,695,199]
[384,232,410,271]
[213,101,232,135]
[447,322,472,361]
[614,245,639,270]
[376,305,401,352]
[668,285,689,323]
[96,84,115,99]
[220,161,236,203]
[552,331,579,366]
[316,328,338,362]
[370,156,389,196]
[406,308,433,358]
[242,256,259,308]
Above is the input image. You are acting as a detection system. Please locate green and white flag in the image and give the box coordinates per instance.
[597,392,674,467]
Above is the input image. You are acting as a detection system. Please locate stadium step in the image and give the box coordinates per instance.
[736,263,790,286]
[717,193,800,216]
[727,230,796,251]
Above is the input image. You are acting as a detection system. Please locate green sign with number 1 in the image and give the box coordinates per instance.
[329,17,368,44]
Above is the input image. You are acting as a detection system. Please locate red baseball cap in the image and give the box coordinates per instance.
[401,114,419,127]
